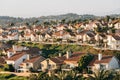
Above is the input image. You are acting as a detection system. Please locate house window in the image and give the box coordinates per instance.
[23,59,25,62]
[41,64,44,67]
[48,64,51,69]
[26,63,29,66]
[52,65,55,68]
[100,64,106,70]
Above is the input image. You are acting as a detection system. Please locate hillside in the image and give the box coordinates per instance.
[0,13,120,27]
[0,13,96,27]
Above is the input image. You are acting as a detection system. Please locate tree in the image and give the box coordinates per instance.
[3,64,14,72]
[78,54,94,72]
[33,20,39,25]
[29,74,38,80]
[9,22,15,27]
[29,72,50,80]
[113,71,120,80]
[65,70,85,80]
[56,71,67,80]
[88,70,113,80]
[61,19,66,24]
[8,64,15,72]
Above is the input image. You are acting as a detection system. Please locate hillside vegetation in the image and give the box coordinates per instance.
[16,42,120,59]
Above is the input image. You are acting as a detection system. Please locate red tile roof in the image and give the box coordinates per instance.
[64,52,85,62]
[88,55,113,66]
[6,52,26,61]
[7,48,14,52]
[112,35,120,40]
[50,58,63,64]
[24,56,45,63]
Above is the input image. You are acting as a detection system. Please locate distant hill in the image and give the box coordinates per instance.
[0,13,119,27]
[110,8,120,14]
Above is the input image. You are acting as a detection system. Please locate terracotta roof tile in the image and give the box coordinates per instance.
[112,35,120,40]
[64,52,85,62]
[50,58,63,64]
[88,55,113,66]
[6,52,26,61]
[24,56,45,63]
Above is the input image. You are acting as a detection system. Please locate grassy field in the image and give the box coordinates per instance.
[0,74,27,80]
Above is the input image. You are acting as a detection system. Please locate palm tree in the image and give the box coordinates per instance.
[88,70,113,80]
[48,72,59,80]
[65,70,85,80]
[29,74,38,80]
[56,71,67,80]
[37,72,49,80]
[29,72,50,80]
[113,71,120,80]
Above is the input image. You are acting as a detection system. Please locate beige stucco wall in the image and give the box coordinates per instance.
[41,59,58,71]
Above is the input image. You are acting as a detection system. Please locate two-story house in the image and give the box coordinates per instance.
[88,54,120,72]
[107,34,120,50]
[18,56,45,72]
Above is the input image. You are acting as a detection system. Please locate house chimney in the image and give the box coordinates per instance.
[66,51,71,59]
[27,54,30,60]
[59,53,62,57]
[12,45,16,51]
[98,53,102,61]
[7,52,13,58]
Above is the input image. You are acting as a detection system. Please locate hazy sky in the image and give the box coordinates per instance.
[0,0,120,17]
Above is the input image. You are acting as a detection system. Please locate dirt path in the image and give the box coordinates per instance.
[0,71,38,77]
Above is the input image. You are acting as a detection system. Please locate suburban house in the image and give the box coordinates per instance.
[3,45,29,55]
[5,52,29,70]
[8,33,19,40]
[107,34,120,50]
[18,56,45,72]
[19,34,24,41]
[56,25,66,31]
[62,32,75,42]
[41,51,85,71]
[24,33,31,41]
[75,30,96,43]
[85,22,98,30]
[30,34,39,42]
[38,34,44,42]
[88,54,120,72]
[82,32,95,43]
[41,57,63,71]
[114,22,120,29]
[45,33,52,39]
[63,52,85,70]
[52,30,64,39]
[3,45,42,58]
[95,34,106,42]
[0,35,8,41]
[32,26,43,32]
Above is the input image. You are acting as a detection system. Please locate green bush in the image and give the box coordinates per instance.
[3,64,14,72]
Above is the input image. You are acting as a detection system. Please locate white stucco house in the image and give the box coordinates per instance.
[114,22,120,29]
[8,33,19,40]
[18,56,45,72]
[107,34,120,50]
[5,52,29,70]
[88,54,120,72]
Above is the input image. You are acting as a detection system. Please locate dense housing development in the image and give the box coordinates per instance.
[0,16,120,80]
[0,18,120,50]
